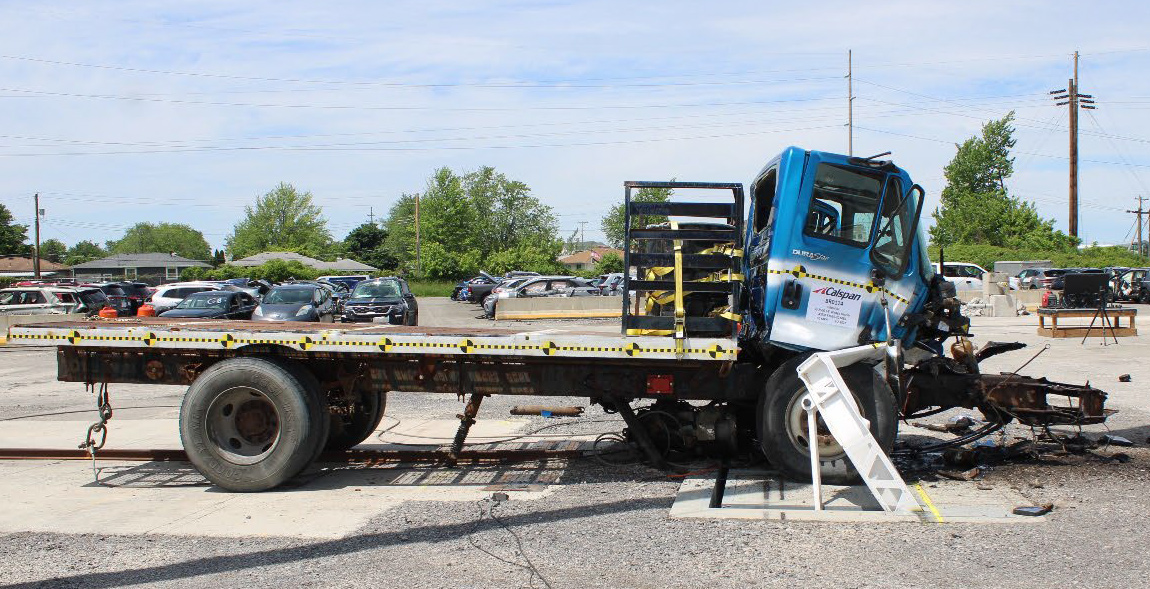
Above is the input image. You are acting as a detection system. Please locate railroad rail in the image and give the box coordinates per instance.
[0,446,586,464]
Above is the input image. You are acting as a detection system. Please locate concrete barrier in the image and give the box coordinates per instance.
[0,313,83,343]
[496,296,623,320]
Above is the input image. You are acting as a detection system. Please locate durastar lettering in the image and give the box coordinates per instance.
[812,286,862,301]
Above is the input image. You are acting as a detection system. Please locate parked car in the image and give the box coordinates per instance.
[253,283,336,322]
[1108,268,1146,302]
[1021,268,1067,290]
[933,262,989,293]
[0,286,102,315]
[596,272,625,295]
[465,272,503,302]
[317,275,369,291]
[83,283,134,316]
[158,291,258,319]
[341,277,418,325]
[453,275,496,301]
[316,280,351,313]
[149,283,222,314]
[115,281,151,313]
[483,276,591,318]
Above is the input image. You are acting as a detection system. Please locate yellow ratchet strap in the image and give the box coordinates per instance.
[671,221,686,354]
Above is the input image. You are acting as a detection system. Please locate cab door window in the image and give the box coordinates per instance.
[871,181,924,277]
[803,163,883,247]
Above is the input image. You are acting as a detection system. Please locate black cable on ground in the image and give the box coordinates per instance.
[466,497,554,589]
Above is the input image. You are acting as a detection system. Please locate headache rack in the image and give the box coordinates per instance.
[621,181,745,346]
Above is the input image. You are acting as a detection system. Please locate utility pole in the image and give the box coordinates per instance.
[1050,51,1095,239]
[578,221,587,247]
[32,193,42,278]
[847,50,853,156]
[414,194,421,278]
[1129,195,1147,259]
[368,206,375,226]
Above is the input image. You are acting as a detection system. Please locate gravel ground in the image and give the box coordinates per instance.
[2,299,1149,588]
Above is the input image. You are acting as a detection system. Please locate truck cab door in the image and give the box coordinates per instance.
[763,154,926,350]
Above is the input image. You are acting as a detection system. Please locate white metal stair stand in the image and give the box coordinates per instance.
[795,344,919,514]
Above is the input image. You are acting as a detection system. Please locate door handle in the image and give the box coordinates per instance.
[781,279,803,310]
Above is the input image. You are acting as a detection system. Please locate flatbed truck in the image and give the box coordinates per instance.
[6,147,1110,491]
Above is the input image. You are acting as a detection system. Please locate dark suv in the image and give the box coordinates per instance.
[85,283,134,316]
[341,277,418,325]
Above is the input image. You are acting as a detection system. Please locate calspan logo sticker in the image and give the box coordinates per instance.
[811,286,863,301]
[792,249,829,261]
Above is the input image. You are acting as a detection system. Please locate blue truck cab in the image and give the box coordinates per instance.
[743,147,933,353]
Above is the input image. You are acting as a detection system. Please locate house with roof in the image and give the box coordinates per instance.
[558,246,623,272]
[71,253,211,284]
[0,256,70,278]
[231,252,378,273]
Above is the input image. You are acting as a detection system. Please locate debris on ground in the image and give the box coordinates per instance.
[1100,434,1134,447]
[1012,504,1054,517]
[1118,374,1132,382]
[938,467,981,481]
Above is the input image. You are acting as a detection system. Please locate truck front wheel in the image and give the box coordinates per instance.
[758,355,897,484]
[180,357,328,492]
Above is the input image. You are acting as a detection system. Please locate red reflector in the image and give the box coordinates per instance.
[646,374,673,395]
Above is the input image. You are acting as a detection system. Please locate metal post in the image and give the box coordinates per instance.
[804,394,823,511]
[32,193,41,279]
[414,194,421,278]
[1069,75,1078,238]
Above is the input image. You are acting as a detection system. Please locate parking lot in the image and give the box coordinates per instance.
[1,298,1149,588]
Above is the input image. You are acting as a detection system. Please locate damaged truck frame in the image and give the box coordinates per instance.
[7,147,1110,492]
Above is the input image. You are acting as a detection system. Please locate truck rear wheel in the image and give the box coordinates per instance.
[325,391,387,451]
[180,357,328,492]
[758,355,897,484]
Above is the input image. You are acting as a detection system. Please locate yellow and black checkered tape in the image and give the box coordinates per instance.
[9,328,735,359]
[767,264,910,305]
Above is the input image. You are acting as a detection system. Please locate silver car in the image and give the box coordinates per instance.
[0,287,98,315]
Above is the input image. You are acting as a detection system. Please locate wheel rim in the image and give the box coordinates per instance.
[783,388,850,461]
[206,386,281,465]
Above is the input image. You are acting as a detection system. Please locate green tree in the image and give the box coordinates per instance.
[212,249,226,267]
[593,252,624,275]
[600,184,674,248]
[0,203,29,256]
[65,240,104,265]
[930,112,1077,250]
[343,222,398,271]
[39,239,67,263]
[108,222,211,260]
[226,182,334,259]
[380,167,562,279]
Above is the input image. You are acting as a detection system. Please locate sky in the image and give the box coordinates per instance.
[1,1,1149,255]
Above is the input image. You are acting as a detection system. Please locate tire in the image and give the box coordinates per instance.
[179,357,328,492]
[325,391,387,451]
[758,354,897,484]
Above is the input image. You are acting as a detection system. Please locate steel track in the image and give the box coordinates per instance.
[0,447,585,463]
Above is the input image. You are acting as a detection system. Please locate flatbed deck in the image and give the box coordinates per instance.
[7,318,738,362]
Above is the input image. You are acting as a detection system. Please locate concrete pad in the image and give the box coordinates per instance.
[0,459,562,539]
[670,469,1045,524]
[0,417,568,539]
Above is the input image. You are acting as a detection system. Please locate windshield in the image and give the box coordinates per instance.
[352,280,401,299]
[264,288,314,305]
[176,294,229,310]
